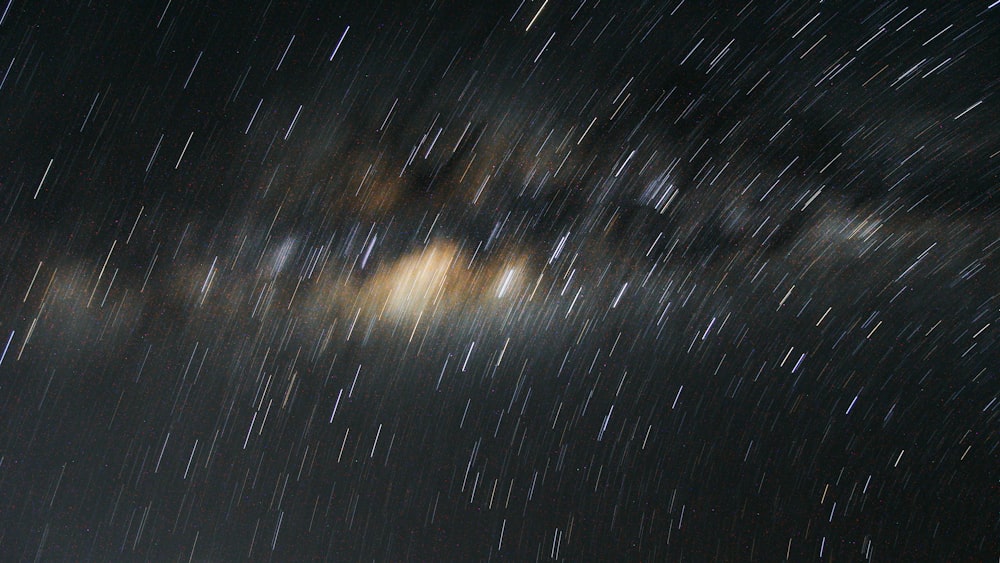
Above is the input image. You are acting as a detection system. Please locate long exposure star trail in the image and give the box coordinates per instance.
[0,1,997,560]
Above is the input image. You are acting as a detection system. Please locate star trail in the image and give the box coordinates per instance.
[0,0,997,560]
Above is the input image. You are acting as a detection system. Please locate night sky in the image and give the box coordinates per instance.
[0,0,998,560]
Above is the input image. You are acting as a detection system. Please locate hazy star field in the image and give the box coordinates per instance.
[0,0,997,560]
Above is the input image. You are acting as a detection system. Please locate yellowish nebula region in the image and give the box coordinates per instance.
[359,240,533,321]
